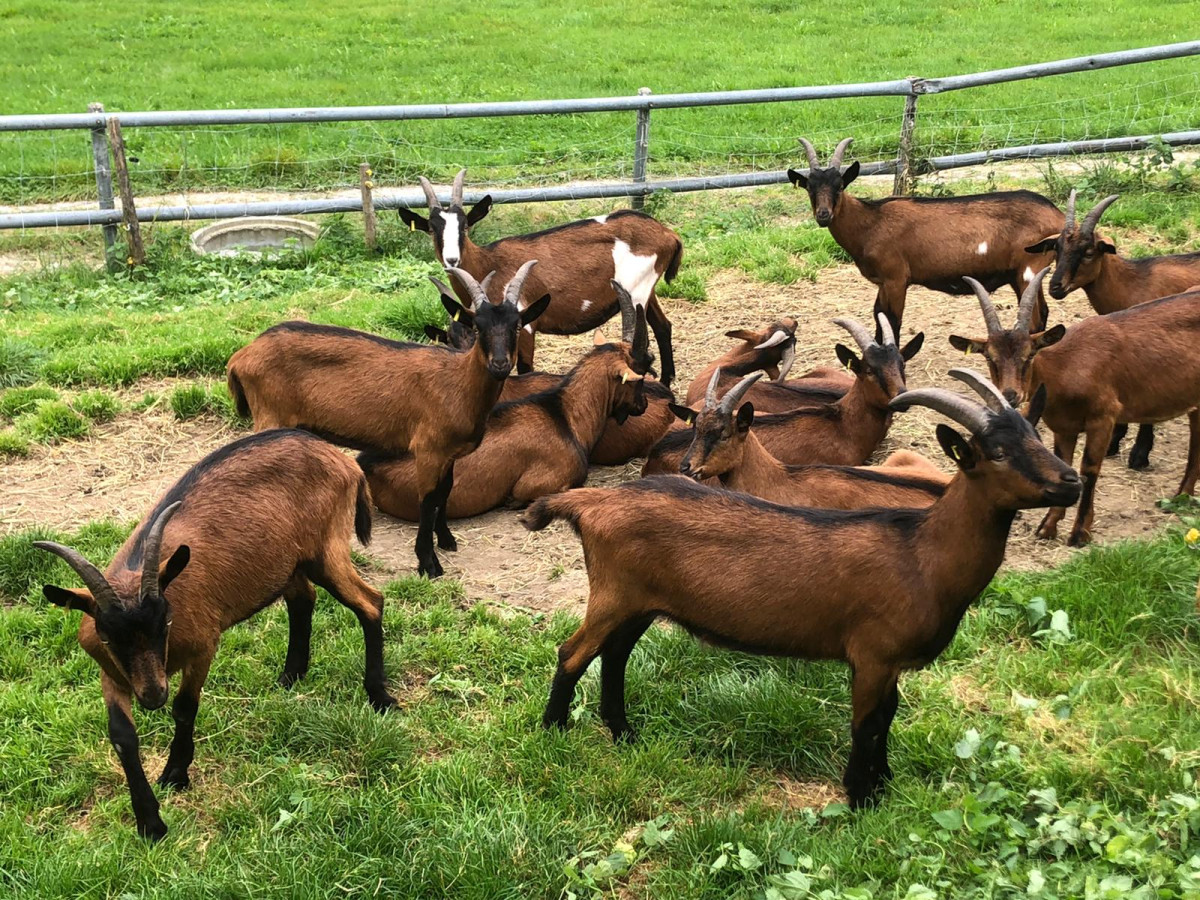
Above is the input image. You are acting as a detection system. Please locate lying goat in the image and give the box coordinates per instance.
[524,371,1079,808]
[34,429,393,841]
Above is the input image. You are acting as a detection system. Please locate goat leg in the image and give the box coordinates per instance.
[1067,421,1113,548]
[516,327,536,375]
[1036,430,1078,541]
[872,283,905,344]
[158,658,212,791]
[599,615,655,743]
[279,574,316,687]
[1106,423,1128,458]
[646,293,675,387]
[844,664,898,809]
[543,614,612,730]
[434,462,457,551]
[103,674,167,841]
[414,458,447,578]
[1178,410,1200,497]
[1128,424,1155,470]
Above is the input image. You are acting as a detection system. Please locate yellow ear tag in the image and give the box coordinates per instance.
[951,446,962,460]
[452,311,461,323]
[964,345,972,356]
[410,220,416,232]
[621,371,630,384]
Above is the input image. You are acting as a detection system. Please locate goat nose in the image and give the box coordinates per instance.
[1061,471,1080,484]
[1002,389,1019,404]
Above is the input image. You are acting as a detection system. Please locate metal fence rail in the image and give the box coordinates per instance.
[1,41,1198,240]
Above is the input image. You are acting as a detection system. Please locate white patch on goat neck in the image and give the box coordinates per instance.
[1023,266,1035,282]
[523,324,533,333]
[593,214,609,224]
[581,299,592,311]
[440,214,461,266]
[976,241,988,255]
[611,240,658,308]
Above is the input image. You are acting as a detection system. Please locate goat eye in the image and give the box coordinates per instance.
[991,450,1007,461]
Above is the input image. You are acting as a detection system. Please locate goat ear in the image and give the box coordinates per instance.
[398,208,429,233]
[948,334,988,355]
[1025,384,1048,429]
[1032,324,1066,349]
[158,545,190,594]
[466,195,492,226]
[841,160,860,187]
[735,402,754,433]
[1025,235,1059,254]
[42,585,95,616]
[901,331,924,361]
[786,168,808,188]
[724,329,760,343]
[669,403,696,426]
[440,293,474,324]
[834,343,861,374]
[1095,235,1117,255]
[936,424,977,471]
[521,294,551,326]
[424,324,449,344]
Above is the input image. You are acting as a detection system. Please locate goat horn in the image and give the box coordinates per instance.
[1015,266,1051,332]
[718,371,763,415]
[612,280,636,342]
[777,341,797,382]
[1080,194,1119,237]
[829,137,854,169]
[962,276,1003,336]
[890,388,991,435]
[631,305,651,367]
[799,137,821,170]
[451,168,467,206]
[1063,188,1077,231]
[504,260,538,308]
[140,501,183,599]
[876,312,896,347]
[446,267,491,310]
[32,541,120,612]
[417,175,441,211]
[833,317,873,353]
[705,367,722,409]
[754,330,791,350]
[948,367,1010,412]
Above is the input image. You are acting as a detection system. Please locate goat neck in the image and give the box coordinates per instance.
[825,191,874,259]
[559,349,631,452]
[719,429,785,493]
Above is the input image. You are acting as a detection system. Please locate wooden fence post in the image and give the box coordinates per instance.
[87,103,119,270]
[892,80,920,196]
[631,87,652,209]
[107,117,145,266]
[360,162,377,251]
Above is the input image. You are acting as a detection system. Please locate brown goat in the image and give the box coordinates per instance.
[359,308,654,519]
[398,169,684,384]
[643,315,923,474]
[1026,191,1200,469]
[672,370,949,506]
[227,264,549,577]
[33,430,393,841]
[1026,286,1200,546]
[523,371,1079,809]
[788,138,1063,338]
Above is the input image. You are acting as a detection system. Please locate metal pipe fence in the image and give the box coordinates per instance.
[1,41,1198,240]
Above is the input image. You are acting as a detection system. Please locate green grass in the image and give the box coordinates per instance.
[1,3,1198,202]
[0,429,29,457]
[0,385,58,420]
[71,389,122,424]
[0,521,1197,898]
[169,381,241,424]
[13,400,89,444]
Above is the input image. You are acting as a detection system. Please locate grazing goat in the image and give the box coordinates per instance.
[227,264,549,577]
[643,314,923,473]
[34,429,393,841]
[398,169,684,384]
[1026,287,1200,546]
[359,302,655,518]
[1025,191,1200,469]
[524,370,1079,808]
[787,138,1063,338]
[684,317,853,414]
[672,369,949,506]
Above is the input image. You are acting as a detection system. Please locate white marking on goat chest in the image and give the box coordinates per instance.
[593,214,609,224]
[439,214,461,265]
[1023,266,1035,282]
[580,299,593,311]
[611,240,658,307]
[976,241,988,255]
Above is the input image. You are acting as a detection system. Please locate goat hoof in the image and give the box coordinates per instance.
[1035,518,1059,541]
[278,670,305,689]
[1067,530,1092,548]
[370,692,399,713]
[157,768,190,791]
[607,721,638,744]
[138,817,169,842]
[436,532,458,552]
[1128,452,1151,471]
[418,557,444,579]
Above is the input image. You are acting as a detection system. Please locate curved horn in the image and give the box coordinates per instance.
[890,388,991,435]
[631,306,650,364]
[1080,194,1119,237]
[451,168,467,206]
[829,137,854,169]
[32,541,120,611]
[446,267,492,310]
[777,341,796,382]
[705,367,722,409]
[417,175,441,211]
[504,260,538,308]
[799,137,820,170]
[140,501,183,599]
[833,317,873,353]
[962,276,1003,336]
[948,367,1010,412]
[876,312,896,347]
[754,330,791,350]
[1063,188,1077,231]
[1015,266,1051,332]
[718,371,763,415]
[611,280,636,342]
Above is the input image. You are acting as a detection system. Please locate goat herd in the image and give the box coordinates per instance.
[32,140,1200,840]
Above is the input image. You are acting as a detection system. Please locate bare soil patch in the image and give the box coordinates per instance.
[3,265,1192,610]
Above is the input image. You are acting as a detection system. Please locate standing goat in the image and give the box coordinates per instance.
[524,371,1079,808]
[787,138,1063,338]
[643,315,922,473]
[227,264,548,577]
[33,429,394,841]
[672,369,949,506]
[1025,191,1200,469]
[399,169,684,384]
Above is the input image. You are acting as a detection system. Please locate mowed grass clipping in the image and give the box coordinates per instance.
[0,519,1198,899]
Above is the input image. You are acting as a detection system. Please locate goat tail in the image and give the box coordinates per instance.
[520,488,604,533]
[663,238,683,283]
[354,474,374,546]
[227,367,251,419]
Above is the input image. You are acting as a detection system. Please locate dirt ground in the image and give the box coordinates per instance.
[2,266,1193,613]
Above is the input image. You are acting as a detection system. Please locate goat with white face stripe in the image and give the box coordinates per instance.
[399,169,685,386]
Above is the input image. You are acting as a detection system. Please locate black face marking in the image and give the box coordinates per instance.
[472,301,524,378]
[94,594,170,688]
